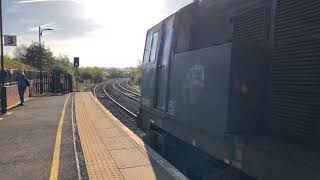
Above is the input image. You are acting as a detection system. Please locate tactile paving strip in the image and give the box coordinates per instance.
[75,93,124,180]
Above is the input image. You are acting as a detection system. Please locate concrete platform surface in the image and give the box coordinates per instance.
[0,92,187,180]
[75,92,187,180]
[0,94,78,180]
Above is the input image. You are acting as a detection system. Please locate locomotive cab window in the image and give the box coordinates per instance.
[143,32,153,64]
[149,32,160,62]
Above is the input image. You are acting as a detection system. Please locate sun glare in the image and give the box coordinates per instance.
[45,0,192,67]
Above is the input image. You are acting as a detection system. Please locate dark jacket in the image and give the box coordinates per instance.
[16,74,29,89]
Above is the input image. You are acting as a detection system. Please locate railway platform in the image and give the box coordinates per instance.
[0,94,77,180]
[0,92,186,180]
[75,92,186,180]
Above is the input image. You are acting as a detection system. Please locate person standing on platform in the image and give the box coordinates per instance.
[16,71,30,106]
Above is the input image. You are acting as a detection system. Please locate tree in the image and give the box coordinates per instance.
[108,68,124,78]
[50,55,73,74]
[15,42,55,70]
[79,67,106,83]
[3,55,36,70]
[14,44,28,61]
[79,68,93,81]
[91,67,104,83]
[14,43,74,75]
[128,60,142,86]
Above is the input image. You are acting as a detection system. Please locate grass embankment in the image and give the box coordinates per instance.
[128,63,141,91]
[4,56,37,70]
[128,83,140,92]
[76,67,106,91]
[77,82,95,92]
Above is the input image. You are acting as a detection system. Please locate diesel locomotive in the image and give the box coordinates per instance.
[139,0,320,179]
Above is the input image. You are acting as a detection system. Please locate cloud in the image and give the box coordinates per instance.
[161,0,192,14]
[40,22,56,28]
[20,18,40,24]
[5,0,98,39]
[28,22,62,32]
[5,0,192,67]
[27,26,38,32]
[15,0,79,4]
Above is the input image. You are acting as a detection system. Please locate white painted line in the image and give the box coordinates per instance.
[71,93,82,180]
[0,118,4,121]
[4,112,13,116]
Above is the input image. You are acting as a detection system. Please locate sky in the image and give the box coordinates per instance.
[3,0,192,67]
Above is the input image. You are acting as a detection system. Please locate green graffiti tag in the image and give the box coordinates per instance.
[182,64,205,104]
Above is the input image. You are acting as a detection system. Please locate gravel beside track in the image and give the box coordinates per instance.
[92,80,144,138]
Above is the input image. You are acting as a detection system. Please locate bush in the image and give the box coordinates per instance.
[128,61,142,87]
[4,55,37,70]
[49,55,73,74]
[12,43,108,85]
[79,67,106,83]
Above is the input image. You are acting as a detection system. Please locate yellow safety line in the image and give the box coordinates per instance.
[49,94,70,180]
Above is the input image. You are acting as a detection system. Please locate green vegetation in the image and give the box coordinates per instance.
[76,67,106,91]
[78,67,106,84]
[12,43,108,91]
[50,55,73,75]
[4,55,37,70]
[14,42,73,74]
[128,61,142,89]
[6,43,142,91]
[107,68,126,78]
[78,82,95,92]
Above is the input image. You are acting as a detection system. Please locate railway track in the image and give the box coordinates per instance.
[93,80,144,137]
[105,82,138,117]
[113,80,141,102]
[118,81,141,97]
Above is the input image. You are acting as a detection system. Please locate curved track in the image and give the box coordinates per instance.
[93,80,144,137]
[112,81,141,102]
[118,81,141,97]
[105,82,138,117]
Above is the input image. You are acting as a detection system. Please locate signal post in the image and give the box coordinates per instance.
[74,57,79,92]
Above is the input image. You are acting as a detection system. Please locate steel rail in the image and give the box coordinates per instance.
[112,81,141,102]
[93,81,106,98]
[118,81,141,97]
[102,82,138,118]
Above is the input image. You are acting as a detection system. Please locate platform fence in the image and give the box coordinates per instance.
[0,69,73,113]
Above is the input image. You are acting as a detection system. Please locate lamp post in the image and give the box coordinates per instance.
[0,0,3,70]
[0,0,5,114]
[38,26,53,94]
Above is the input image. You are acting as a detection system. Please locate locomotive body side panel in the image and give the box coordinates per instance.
[171,43,232,137]
[139,0,320,179]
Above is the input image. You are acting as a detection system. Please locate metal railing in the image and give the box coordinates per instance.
[0,69,73,113]
[3,69,41,86]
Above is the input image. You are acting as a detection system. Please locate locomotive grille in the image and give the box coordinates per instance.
[271,0,320,143]
[274,0,320,41]
[233,3,268,42]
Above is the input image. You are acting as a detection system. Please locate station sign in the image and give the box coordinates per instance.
[4,35,17,46]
